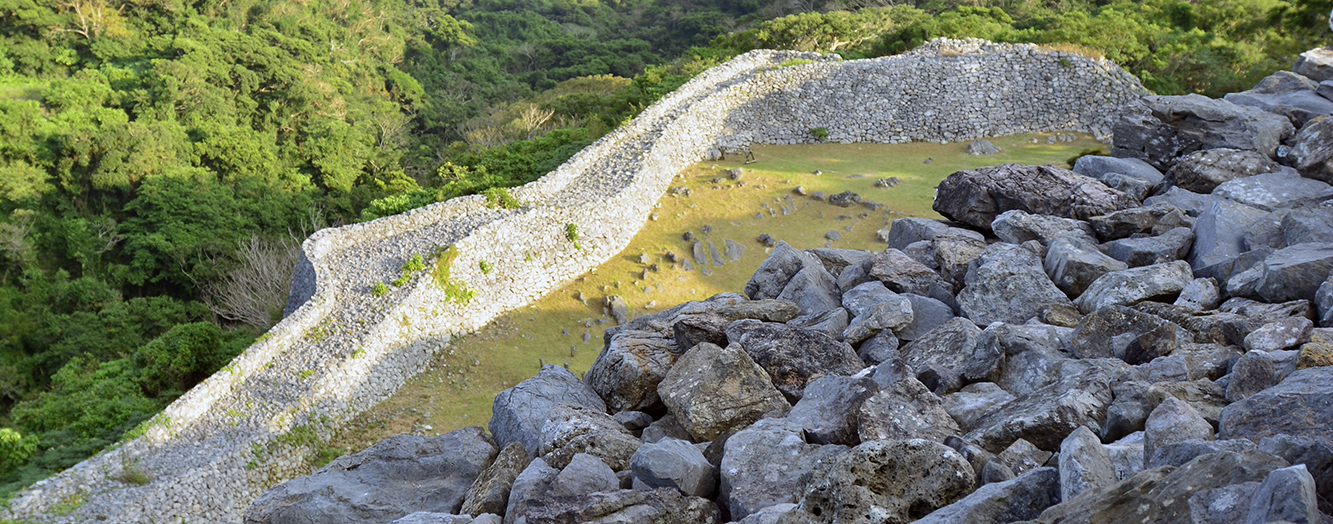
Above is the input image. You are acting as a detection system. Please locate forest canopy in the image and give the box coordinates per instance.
[0,0,1327,499]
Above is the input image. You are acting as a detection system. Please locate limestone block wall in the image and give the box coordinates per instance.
[2,39,1146,524]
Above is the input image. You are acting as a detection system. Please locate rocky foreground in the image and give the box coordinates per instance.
[242,51,1333,524]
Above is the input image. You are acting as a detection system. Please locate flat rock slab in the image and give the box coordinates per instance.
[1220,366,1333,445]
[933,163,1136,231]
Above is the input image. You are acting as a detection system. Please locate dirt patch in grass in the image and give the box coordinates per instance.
[328,133,1102,452]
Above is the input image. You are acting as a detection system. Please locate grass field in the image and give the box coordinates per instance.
[327,132,1104,455]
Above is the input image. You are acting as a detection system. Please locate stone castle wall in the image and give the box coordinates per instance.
[3,39,1147,523]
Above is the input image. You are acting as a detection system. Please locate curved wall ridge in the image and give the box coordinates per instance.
[3,40,1146,524]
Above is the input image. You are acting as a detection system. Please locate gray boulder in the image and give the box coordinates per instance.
[1258,434,1333,512]
[1163,148,1284,193]
[1225,71,1333,127]
[630,438,717,498]
[505,458,559,523]
[461,442,531,517]
[1075,260,1194,313]
[641,414,691,444]
[1061,426,1118,502]
[1244,316,1314,352]
[785,308,849,340]
[391,513,500,524]
[725,319,864,401]
[932,164,1137,230]
[491,365,606,456]
[898,317,983,394]
[1073,155,1165,187]
[996,439,1055,477]
[657,342,789,442]
[548,453,618,498]
[857,376,961,443]
[1247,464,1322,524]
[868,248,949,296]
[1104,227,1194,267]
[1189,199,1268,281]
[991,209,1099,247]
[972,322,1074,396]
[1175,277,1222,311]
[535,405,641,472]
[1280,207,1333,247]
[736,504,798,524]
[513,488,722,524]
[1070,305,1191,364]
[1148,438,1257,469]
[958,243,1075,325]
[1227,351,1279,403]
[787,375,879,446]
[672,314,729,353]
[775,264,842,316]
[943,382,1017,432]
[245,429,498,524]
[585,329,680,414]
[965,371,1113,453]
[1288,113,1333,183]
[1220,367,1333,444]
[808,248,874,277]
[839,282,914,344]
[745,242,822,300]
[896,293,955,341]
[1111,94,1295,169]
[782,439,975,524]
[966,139,1002,155]
[1295,47,1333,82]
[933,233,989,289]
[884,218,983,251]
[914,467,1060,524]
[1213,170,1333,211]
[1044,237,1128,297]
[1089,203,1193,241]
[1188,482,1261,524]
[1144,397,1215,470]
[1253,242,1333,303]
[720,418,848,520]
[855,330,899,365]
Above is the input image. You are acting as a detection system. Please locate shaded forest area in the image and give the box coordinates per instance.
[0,0,1328,499]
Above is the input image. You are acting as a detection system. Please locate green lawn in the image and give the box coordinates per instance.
[329,132,1103,452]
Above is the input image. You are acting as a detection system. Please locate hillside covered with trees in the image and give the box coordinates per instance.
[0,0,1327,499]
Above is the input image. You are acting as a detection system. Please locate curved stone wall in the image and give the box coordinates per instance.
[2,39,1146,523]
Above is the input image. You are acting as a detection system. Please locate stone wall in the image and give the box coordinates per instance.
[2,39,1146,523]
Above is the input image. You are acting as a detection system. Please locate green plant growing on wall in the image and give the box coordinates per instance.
[479,260,493,274]
[779,58,813,67]
[565,223,583,250]
[482,187,523,210]
[372,282,389,296]
[432,246,477,305]
[809,127,830,141]
[297,370,314,381]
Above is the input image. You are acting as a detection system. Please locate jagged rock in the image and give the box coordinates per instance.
[491,365,606,456]
[1248,464,1322,524]
[1069,305,1190,364]
[776,264,842,316]
[996,439,1055,477]
[392,513,501,524]
[971,322,1073,396]
[1075,260,1194,313]
[857,376,960,443]
[548,453,618,498]
[1143,186,1228,218]
[1027,450,1288,524]
[809,249,874,280]
[1163,148,1284,193]
[1188,482,1261,524]
[1044,237,1127,297]
[1104,227,1194,267]
[1073,155,1165,190]
[1258,434,1333,511]
[933,164,1137,230]
[1147,379,1229,428]
[966,371,1113,453]
[1280,207,1333,247]
[537,407,642,472]
[630,438,717,497]
[505,458,559,523]
[1106,433,1146,482]
[933,233,989,289]
[246,429,498,524]
[899,317,982,394]
[737,504,798,524]
[1061,426,1118,502]
[1144,397,1215,470]
[1213,170,1333,211]
[839,282,914,344]
[714,299,803,323]
[1190,199,1268,281]
[943,382,1017,431]
[1227,351,1279,404]
[827,190,862,207]
[725,319,864,400]
[991,210,1099,247]
[1288,113,1333,183]
[1245,316,1314,351]
[516,487,722,524]
[462,442,531,517]
[1139,343,1240,383]
[958,243,1075,325]
[657,342,789,442]
[613,411,652,433]
[785,308,849,340]
[745,242,823,300]
[868,248,948,296]
[1089,203,1192,241]
[1111,94,1295,169]
[1148,438,1257,469]
[672,314,729,353]
[782,439,975,524]
[720,418,848,520]
[1175,277,1222,311]
[1296,47,1333,81]
[917,467,1061,523]
[1229,70,1333,127]
[966,139,1002,155]
[896,293,954,341]
[1221,367,1333,444]
[1253,242,1333,303]
[586,329,681,413]
[884,217,983,251]
[641,414,691,444]
[855,330,899,365]
[788,375,878,446]
[606,295,630,325]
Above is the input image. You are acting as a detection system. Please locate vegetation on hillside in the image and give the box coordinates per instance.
[0,0,1327,499]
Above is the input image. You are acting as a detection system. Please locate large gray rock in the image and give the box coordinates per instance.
[725,319,864,401]
[932,164,1137,230]
[1144,397,1214,470]
[857,376,961,443]
[1280,207,1333,247]
[933,233,989,289]
[245,429,498,524]
[776,264,842,316]
[1189,199,1268,282]
[1258,434,1333,511]
[1295,47,1333,82]
[884,218,983,251]
[958,243,1075,325]
[1246,464,1322,524]
[965,371,1113,453]
[1044,237,1128,297]
[1175,277,1222,311]
[672,314,730,353]
[1220,367,1333,445]
[991,210,1099,247]
[1320,276,1333,327]
[720,418,848,520]
[1105,227,1194,267]
[808,248,874,277]
[896,293,955,341]
[391,513,501,524]
[536,406,641,473]
[1144,186,1229,218]
[971,322,1074,397]
[491,365,606,456]
[1070,305,1191,364]
[548,453,618,498]
[1032,450,1289,524]
[462,442,531,517]
[514,488,722,524]
[1188,482,1261,524]
[839,281,914,345]
[1075,261,1194,313]
[1089,203,1193,241]
[1227,351,1279,403]
[786,308,849,341]
[1148,439,1258,469]
[855,330,899,365]
[585,329,681,413]
[746,242,816,300]
[868,248,949,296]
[1061,426,1118,502]
[898,317,983,394]
[1213,170,1333,211]
[1253,243,1333,303]
[1226,71,1333,127]
[630,438,717,498]
[1244,316,1315,352]
[781,439,975,524]
[787,375,879,446]
[1164,148,1284,193]
[914,467,1060,524]
[657,342,789,442]
[943,382,1017,431]
[1073,155,1165,187]
[1111,94,1295,169]
[505,458,559,523]
[1288,113,1333,183]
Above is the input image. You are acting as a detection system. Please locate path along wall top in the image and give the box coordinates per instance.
[4,38,1147,524]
